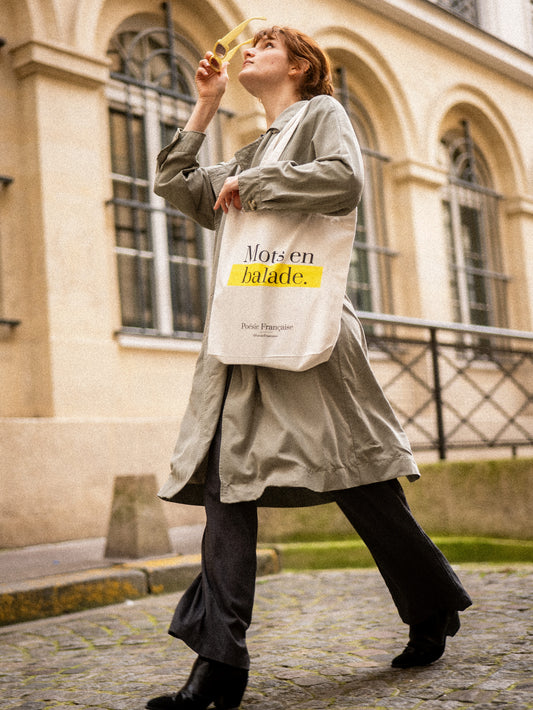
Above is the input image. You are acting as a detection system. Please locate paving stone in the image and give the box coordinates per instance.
[0,566,531,709]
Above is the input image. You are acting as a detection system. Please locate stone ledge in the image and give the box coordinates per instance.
[0,568,147,626]
[122,549,281,595]
[10,39,110,87]
[0,549,281,627]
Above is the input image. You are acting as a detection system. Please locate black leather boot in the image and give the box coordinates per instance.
[146,656,248,709]
[391,609,460,668]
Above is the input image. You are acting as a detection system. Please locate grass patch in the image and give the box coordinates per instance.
[272,537,533,571]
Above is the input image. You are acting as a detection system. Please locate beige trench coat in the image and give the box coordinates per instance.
[154,95,420,506]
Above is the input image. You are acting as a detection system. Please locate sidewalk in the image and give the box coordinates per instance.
[0,525,280,626]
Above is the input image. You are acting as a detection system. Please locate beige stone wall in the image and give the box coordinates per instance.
[1,0,532,547]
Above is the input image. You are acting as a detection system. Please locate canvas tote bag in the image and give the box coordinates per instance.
[207,105,357,371]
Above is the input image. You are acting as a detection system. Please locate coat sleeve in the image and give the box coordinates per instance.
[153,129,236,230]
[238,95,364,216]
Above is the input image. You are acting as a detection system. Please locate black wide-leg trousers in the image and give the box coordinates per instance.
[169,419,472,670]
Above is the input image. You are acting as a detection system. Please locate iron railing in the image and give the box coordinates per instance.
[357,311,533,459]
[0,318,20,328]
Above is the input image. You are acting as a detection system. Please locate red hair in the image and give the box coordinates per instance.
[253,26,334,100]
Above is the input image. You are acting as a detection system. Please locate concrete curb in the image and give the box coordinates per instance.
[0,548,280,627]
[4,535,528,627]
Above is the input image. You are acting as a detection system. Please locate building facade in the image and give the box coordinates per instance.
[1,0,533,546]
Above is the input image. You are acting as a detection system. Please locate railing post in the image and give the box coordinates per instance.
[429,327,447,460]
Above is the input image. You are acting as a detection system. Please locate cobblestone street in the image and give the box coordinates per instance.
[1,566,532,710]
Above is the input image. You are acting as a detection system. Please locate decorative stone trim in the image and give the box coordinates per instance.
[505,195,533,218]
[10,40,110,88]
[390,159,448,188]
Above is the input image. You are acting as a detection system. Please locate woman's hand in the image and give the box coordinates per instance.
[183,53,229,133]
[195,52,229,102]
[214,176,242,212]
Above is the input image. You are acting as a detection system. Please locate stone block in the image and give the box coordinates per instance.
[105,474,172,559]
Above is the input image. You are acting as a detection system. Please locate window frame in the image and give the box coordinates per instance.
[435,0,480,25]
[106,14,229,343]
[334,67,396,316]
[440,121,509,333]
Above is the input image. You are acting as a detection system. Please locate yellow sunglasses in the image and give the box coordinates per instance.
[209,17,267,72]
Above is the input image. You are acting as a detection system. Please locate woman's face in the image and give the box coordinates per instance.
[238,34,295,96]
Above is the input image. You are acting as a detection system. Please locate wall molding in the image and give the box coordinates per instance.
[10,40,110,88]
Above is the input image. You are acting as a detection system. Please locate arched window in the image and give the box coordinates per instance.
[440,121,508,328]
[106,4,229,339]
[334,68,394,315]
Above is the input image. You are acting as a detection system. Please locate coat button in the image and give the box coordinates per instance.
[248,199,257,211]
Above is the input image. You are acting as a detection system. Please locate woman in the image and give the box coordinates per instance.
[147,26,472,710]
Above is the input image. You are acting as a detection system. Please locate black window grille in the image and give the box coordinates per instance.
[441,120,508,335]
[436,0,479,24]
[106,2,229,339]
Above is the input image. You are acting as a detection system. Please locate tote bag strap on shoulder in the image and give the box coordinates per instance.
[260,104,308,165]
